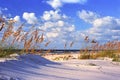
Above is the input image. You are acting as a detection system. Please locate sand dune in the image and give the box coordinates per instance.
[0,54,120,80]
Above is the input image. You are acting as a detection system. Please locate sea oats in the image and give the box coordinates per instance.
[0,22,5,31]
[39,33,44,43]
[45,41,51,47]
[70,41,74,47]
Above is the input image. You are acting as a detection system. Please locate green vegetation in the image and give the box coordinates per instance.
[78,53,90,59]
[52,55,72,61]
[112,55,120,62]
[98,50,116,58]
[0,45,17,57]
[78,50,120,62]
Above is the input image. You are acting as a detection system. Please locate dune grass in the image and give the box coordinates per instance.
[0,44,17,57]
[0,17,120,62]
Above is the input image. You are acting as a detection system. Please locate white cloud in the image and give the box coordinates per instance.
[47,0,87,9]
[39,20,64,30]
[47,0,62,9]
[39,10,86,49]
[78,10,99,23]
[40,20,75,38]
[63,25,75,32]
[42,10,64,21]
[40,10,77,46]
[23,12,37,24]
[46,32,59,38]
[41,21,54,30]
[10,10,86,49]
[93,16,120,29]
[42,11,51,21]
[57,20,64,27]
[78,10,120,42]
[14,16,20,22]
[68,25,75,32]
[61,0,87,4]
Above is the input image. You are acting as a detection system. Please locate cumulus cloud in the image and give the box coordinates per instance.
[47,0,87,9]
[14,16,20,22]
[78,10,120,42]
[93,16,120,29]
[10,10,87,49]
[57,20,64,27]
[40,10,77,44]
[36,10,86,49]
[47,0,62,9]
[23,12,37,24]
[78,10,99,23]
[46,32,59,38]
[42,10,66,21]
[42,11,51,21]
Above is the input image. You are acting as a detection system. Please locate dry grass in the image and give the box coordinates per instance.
[0,17,47,56]
[0,16,120,62]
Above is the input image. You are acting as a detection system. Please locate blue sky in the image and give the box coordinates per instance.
[0,0,120,49]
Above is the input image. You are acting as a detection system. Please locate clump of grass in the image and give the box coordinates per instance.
[112,58,120,62]
[96,50,115,58]
[78,53,90,59]
[0,16,48,57]
[0,45,17,58]
[52,55,72,61]
[78,37,120,62]
[53,57,60,61]
[78,50,116,59]
[63,56,69,60]
[112,55,120,62]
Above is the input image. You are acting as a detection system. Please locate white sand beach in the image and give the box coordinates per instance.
[0,54,120,80]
